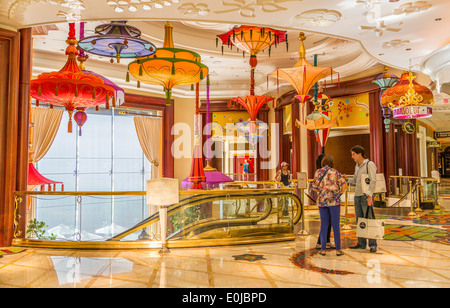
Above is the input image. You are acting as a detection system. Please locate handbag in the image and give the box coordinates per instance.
[356,205,385,240]
[360,161,386,194]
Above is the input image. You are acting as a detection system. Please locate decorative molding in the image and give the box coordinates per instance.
[292,9,342,27]
[382,39,410,49]
[177,2,210,16]
[359,21,402,37]
[214,0,300,18]
[394,1,432,15]
[106,0,181,13]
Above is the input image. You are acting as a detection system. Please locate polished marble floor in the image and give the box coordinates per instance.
[1,184,449,288]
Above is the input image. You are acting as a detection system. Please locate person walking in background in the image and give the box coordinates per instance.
[342,145,378,253]
[311,155,347,256]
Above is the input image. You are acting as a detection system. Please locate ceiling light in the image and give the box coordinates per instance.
[114,6,124,12]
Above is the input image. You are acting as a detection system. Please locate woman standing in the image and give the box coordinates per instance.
[274,161,291,187]
[311,155,347,256]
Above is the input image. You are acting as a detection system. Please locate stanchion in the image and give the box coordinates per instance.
[408,179,417,216]
[415,179,423,212]
[342,188,352,230]
[297,188,309,236]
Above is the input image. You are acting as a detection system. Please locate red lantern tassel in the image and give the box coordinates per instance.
[36,100,39,107]
[38,84,42,96]
[61,184,64,191]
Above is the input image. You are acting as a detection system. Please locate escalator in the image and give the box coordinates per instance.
[108,190,302,246]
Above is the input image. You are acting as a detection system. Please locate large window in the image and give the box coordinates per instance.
[34,106,156,240]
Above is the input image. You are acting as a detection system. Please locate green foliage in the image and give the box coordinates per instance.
[168,205,205,235]
[26,219,57,240]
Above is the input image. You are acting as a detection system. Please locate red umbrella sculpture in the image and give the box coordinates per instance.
[30,23,116,133]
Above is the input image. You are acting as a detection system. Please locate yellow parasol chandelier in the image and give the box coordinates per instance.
[128,22,208,106]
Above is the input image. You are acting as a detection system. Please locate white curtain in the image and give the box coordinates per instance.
[30,107,63,163]
[133,116,162,179]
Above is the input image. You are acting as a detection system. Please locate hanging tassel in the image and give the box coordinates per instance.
[105,93,109,104]
[268,46,271,57]
[92,88,96,99]
[232,29,235,41]
[55,84,59,96]
[96,106,99,111]
[68,118,72,133]
[106,100,109,109]
[137,80,141,88]
[38,84,42,96]
[74,85,78,97]
[221,45,224,55]
[40,184,45,191]
[61,184,64,192]
[250,29,252,39]
[200,70,204,80]
[139,64,143,76]
[49,104,53,109]
[79,126,82,136]
[36,100,39,107]
[243,51,245,58]
[112,95,116,108]
[126,71,130,82]
[191,84,194,91]
[216,37,218,48]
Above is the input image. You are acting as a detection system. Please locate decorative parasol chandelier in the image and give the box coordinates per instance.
[219,25,282,139]
[77,20,156,63]
[380,71,434,119]
[128,21,209,106]
[296,94,337,154]
[372,67,399,132]
[30,23,116,133]
[270,32,333,107]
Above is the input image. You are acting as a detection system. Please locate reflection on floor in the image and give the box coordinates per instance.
[1,186,449,288]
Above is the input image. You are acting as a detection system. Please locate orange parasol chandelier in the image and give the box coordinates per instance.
[128,22,208,106]
[270,32,333,107]
[30,23,116,133]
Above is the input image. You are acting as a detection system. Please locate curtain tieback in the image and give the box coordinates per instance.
[151,160,159,166]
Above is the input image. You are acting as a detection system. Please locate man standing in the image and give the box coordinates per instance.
[343,145,378,253]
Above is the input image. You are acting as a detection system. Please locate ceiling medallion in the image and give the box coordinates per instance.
[106,0,180,12]
[292,9,342,27]
[214,0,300,18]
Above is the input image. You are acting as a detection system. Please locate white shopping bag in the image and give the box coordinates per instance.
[356,217,385,240]
[356,206,385,240]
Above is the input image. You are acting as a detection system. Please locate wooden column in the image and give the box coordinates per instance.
[16,28,33,239]
[0,28,21,247]
[291,101,300,179]
[368,90,384,173]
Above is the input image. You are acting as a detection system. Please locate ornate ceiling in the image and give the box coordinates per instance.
[1,0,449,130]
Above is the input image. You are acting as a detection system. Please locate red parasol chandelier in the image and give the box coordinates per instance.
[218,25,284,137]
[30,23,116,133]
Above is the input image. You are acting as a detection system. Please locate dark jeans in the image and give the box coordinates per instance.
[354,195,377,248]
[318,206,341,251]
